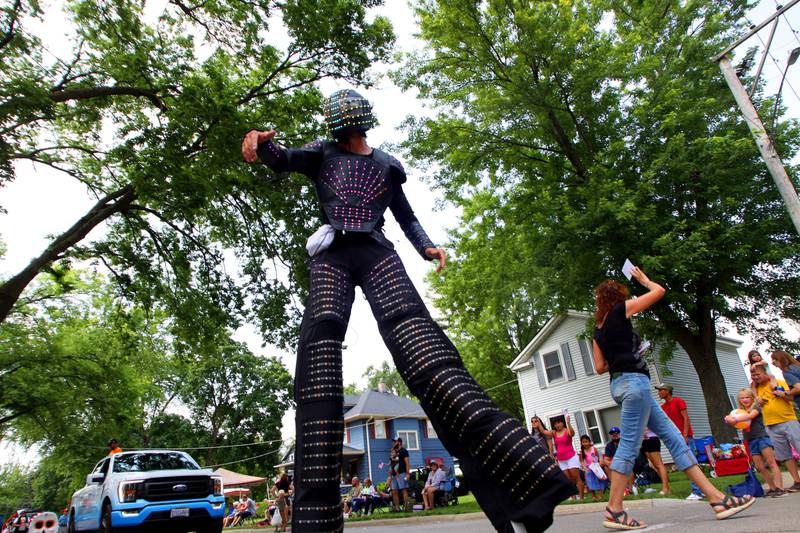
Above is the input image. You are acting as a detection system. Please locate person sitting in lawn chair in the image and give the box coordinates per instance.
[422,461,446,510]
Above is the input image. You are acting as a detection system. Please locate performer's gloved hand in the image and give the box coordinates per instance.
[242,129,277,162]
[424,247,446,272]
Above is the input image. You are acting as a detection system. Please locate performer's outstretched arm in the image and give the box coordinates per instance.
[389,182,446,271]
[242,129,322,178]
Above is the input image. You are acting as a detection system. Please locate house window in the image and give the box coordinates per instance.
[397,430,419,450]
[581,405,622,446]
[542,350,564,384]
[374,419,387,439]
[583,410,603,445]
[425,420,437,439]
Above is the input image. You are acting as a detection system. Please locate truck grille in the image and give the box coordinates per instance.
[142,476,211,501]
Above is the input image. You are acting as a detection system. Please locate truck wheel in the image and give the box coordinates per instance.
[99,502,115,533]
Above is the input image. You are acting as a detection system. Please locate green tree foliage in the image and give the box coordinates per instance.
[1,271,293,507]
[399,0,800,439]
[0,0,394,350]
[178,338,293,473]
[0,272,164,439]
[0,464,32,517]
[363,360,413,398]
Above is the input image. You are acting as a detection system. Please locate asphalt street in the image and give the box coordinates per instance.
[340,495,799,532]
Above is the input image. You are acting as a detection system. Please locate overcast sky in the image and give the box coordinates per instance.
[2,1,799,464]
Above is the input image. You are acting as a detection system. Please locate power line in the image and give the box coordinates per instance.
[750,19,800,101]
[206,448,283,469]
[774,0,800,46]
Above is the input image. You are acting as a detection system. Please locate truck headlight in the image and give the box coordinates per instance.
[118,480,144,503]
[211,476,223,496]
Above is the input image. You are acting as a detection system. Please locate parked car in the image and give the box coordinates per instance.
[68,450,224,533]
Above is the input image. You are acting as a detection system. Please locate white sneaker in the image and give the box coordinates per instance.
[685,493,704,501]
[644,488,657,494]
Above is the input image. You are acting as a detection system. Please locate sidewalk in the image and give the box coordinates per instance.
[230,472,800,532]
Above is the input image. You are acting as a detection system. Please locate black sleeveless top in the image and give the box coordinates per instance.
[594,302,650,377]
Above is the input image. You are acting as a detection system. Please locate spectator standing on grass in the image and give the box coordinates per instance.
[389,438,412,512]
[593,267,755,530]
[725,388,787,496]
[579,435,606,501]
[272,472,292,497]
[275,489,290,531]
[640,428,670,495]
[655,383,702,500]
[541,415,583,500]
[771,351,800,413]
[530,416,554,457]
[751,364,800,492]
[748,350,778,394]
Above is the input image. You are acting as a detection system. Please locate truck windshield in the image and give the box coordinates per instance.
[113,453,200,473]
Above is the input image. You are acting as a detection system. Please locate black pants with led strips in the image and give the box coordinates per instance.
[291,234,575,533]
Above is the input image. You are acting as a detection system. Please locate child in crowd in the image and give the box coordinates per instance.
[725,388,787,497]
[748,350,778,394]
[580,435,607,501]
[275,489,289,531]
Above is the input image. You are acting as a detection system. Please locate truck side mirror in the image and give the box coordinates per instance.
[87,473,105,484]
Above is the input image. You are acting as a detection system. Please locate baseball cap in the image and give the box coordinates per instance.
[608,427,620,434]
[654,383,673,393]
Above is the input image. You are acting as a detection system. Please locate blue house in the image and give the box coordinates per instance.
[341,385,454,484]
[275,384,454,485]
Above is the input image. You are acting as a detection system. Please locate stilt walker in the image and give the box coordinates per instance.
[242,90,576,533]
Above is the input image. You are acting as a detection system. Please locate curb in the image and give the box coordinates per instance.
[229,498,702,531]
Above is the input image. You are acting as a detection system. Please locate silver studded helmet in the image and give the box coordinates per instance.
[322,89,376,140]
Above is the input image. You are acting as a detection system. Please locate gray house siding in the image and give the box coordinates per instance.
[513,312,747,464]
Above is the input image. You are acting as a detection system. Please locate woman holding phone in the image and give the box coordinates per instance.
[593,266,755,529]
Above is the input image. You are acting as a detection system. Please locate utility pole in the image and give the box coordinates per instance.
[719,57,800,235]
[715,0,800,235]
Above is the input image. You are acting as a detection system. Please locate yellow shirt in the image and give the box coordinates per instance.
[757,379,798,426]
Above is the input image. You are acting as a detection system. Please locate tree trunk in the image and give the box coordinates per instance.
[661,306,737,442]
[0,185,136,323]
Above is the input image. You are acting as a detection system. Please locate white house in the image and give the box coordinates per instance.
[508,311,749,463]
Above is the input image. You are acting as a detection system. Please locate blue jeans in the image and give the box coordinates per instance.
[610,373,698,476]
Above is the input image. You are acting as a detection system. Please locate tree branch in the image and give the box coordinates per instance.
[49,85,166,111]
[0,185,136,323]
[0,0,21,52]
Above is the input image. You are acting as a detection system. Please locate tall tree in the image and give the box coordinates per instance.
[178,337,293,473]
[399,0,800,439]
[0,0,394,349]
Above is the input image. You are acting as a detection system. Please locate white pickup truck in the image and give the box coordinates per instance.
[67,450,224,533]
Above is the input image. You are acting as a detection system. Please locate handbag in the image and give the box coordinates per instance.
[727,468,764,498]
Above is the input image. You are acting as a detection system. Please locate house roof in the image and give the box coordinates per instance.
[507,310,744,372]
[344,393,361,408]
[343,389,426,421]
[274,444,363,469]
